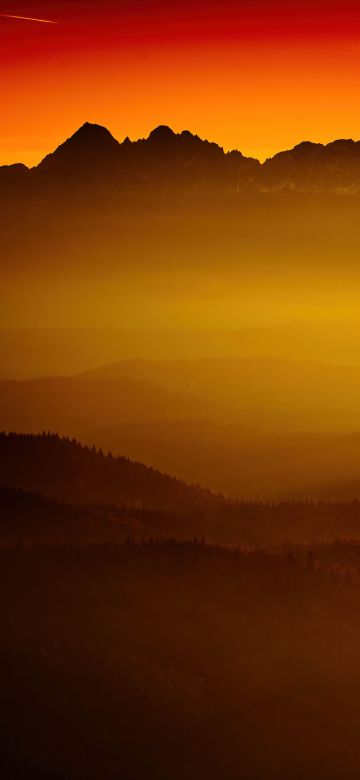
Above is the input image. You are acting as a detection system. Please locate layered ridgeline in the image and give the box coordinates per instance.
[5,357,360,501]
[0,373,227,431]
[5,354,360,436]
[3,321,360,380]
[4,434,360,546]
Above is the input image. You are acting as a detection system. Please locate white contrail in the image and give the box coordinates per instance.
[0,13,58,24]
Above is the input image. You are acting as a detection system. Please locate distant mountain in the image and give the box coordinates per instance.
[122,125,260,191]
[2,124,360,194]
[0,432,219,513]
[2,124,360,332]
[3,322,360,380]
[82,355,360,433]
[259,139,360,193]
[15,122,259,195]
[6,359,360,501]
[11,353,360,438]
[83,420,360,503]
[0,124,263,285]
[37,122,121,178]
[0,374,226,433]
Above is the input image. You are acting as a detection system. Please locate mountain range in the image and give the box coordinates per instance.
[3,123,360,331]
[3,122,360,194]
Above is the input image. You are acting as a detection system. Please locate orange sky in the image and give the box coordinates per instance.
[1,1,360,165]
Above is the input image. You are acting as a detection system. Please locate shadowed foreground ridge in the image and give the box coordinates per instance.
[4,433,360,546]
[1,539,360,779]
[3,432,360,778]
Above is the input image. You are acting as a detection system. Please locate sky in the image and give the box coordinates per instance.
[1,0,360,165]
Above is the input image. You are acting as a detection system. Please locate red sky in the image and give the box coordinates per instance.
[1,0,360,164]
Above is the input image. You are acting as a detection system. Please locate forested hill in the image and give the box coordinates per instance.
[0,432,219,513]
[4,432,360,547]
[0,485,199,544]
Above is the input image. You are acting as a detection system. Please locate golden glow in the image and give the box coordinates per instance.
[1,2,360,165]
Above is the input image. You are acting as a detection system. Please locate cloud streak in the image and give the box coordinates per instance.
[0,13,58,24]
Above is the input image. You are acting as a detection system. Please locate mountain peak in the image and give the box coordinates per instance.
[148,125,176,143]
[72,122,117,142]
[18,122,360,194]
[37,122,120,173]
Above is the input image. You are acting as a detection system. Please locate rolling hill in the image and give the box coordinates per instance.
[79,420,360,502]
[0,374,227,433]
[0,485,194,544]
[82,355,360,433]
[0,432,218,513]
[3,320,360,379]
[4,476,360,547]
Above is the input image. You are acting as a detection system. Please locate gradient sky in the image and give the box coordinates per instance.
[1,0,360,165]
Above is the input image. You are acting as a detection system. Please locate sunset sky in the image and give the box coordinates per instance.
[1,0,360,165]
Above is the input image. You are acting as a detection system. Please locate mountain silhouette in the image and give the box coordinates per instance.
[1,122,260,193]
[259,139,360,192]
[2,123,360,193]
[2,123,360,329]
[37,122,121,177]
